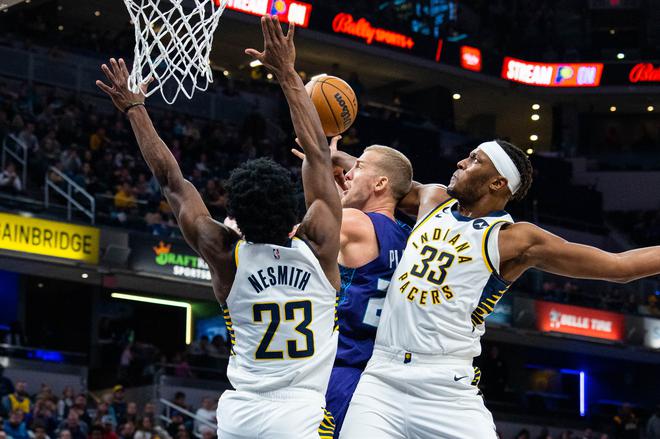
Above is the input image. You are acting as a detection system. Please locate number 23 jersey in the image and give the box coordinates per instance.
[224,237,339,394]
[375,199,513,359]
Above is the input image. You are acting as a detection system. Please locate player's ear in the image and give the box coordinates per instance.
[490,176,508,194]
[375,176,389,193]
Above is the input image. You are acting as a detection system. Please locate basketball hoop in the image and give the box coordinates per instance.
[122,0,228,104]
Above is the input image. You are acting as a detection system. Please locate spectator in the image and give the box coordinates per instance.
[18,122,39,152]
[612,403,640,439]
[31,398,58,436]
[2,381,31,415]
[515,429,531,439]
[3,410,29,439]
[165,412,186,438]
[133,417,169,439]
[56,387,75,421]
[647,404,660,439]
[100,416,118,439]
[114,182,137,210]
[118,421,136,439]
[123,403,138,426]
[93,400,116,429]
[141,404,155,423]
[0,162,23,194]
[172,354,192,379]
[71,395,92,427]
[57,408,88,439]
[89,128,110,152]
[0,366,14,399]
[33,424,52,439]
[110,387,126,427]
[193,398,215,437]
[208,335,228,358]
[89,425,104,439]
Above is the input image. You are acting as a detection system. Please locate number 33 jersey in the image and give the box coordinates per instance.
[224,237,339,394]
[376,199,514,359]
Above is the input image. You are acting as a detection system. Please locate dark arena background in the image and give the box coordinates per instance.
[0,0,659,438]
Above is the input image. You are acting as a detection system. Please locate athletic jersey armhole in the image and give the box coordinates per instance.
[411,198,455,234]
[481,221,512,285]
[233,239,243,268]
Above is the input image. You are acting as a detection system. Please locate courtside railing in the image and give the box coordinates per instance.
[44,166,96,224]
[1,134,28,190]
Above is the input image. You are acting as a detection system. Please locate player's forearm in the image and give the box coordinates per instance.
[332,150,356,171]
[616,246,660,283]
[126,106,184,190]
[278,67,329,160]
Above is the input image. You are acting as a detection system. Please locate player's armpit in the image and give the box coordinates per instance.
[397,182,449,218]
[500,222,660,283]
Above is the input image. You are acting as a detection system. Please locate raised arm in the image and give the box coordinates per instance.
[499,222,660,283]
[96,59,238,297]
[246,16,342,288]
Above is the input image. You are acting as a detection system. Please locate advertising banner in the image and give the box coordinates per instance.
[130,235,211,282]
[0,212,99,264]
[535,301,624,341]
[501,57,603,87]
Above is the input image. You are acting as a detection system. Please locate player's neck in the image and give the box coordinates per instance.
[362,198,396,220]
[456,197,506,219]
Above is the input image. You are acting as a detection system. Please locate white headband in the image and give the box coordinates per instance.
[477,141,521,195]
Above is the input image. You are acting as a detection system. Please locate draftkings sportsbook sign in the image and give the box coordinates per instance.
[130,235,211,281]
[0,212,99,264]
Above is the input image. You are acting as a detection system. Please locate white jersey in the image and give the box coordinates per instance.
[375,199,513,359]
[224,237,338,394]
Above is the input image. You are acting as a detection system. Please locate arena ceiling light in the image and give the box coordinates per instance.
[531,114,540,121]
[452,93,461,100]
[249,60,262,68]
[111,292,192,344]
[532,104,540,110]
[529,134,538,141]
[526,148,534,155]
[648,105,655,112]
[616,52,625,60]
[610,106,617,112]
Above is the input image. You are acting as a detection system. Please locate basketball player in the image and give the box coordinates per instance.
[293,138,413,436]
[96,16,342,439]
[332,140,660,438]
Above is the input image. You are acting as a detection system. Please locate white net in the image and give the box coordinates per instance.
[123,0,228,104]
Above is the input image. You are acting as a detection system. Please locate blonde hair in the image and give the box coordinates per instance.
[364,145,413,201]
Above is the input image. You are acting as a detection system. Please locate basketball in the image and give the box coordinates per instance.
[305,75,358,137]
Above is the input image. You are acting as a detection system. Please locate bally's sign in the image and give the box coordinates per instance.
[130,235,211,282]
[0,212,99,264]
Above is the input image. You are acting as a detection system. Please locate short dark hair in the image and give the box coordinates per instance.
[495,139,533,201]
[226,158,298,245]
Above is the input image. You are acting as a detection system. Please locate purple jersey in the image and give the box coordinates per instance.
[335,212,411,368]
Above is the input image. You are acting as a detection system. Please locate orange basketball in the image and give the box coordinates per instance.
[305,75,358,137]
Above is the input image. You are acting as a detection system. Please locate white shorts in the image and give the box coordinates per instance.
[339,347,496,439]
[217,388,335,439]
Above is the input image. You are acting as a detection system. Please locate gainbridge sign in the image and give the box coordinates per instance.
[0,212,99,264]
[130,235,211,282]
[535,301,624,341]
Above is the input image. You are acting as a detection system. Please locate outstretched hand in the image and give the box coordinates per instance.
[245,15,295,77]
[96,58,151,113]
[292,135,347,190]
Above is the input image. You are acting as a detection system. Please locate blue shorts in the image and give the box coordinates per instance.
[325,366,363,437]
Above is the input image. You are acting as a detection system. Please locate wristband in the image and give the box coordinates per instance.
[124,102,145,114]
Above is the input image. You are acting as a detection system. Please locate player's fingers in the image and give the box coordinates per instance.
[265,15,278,45]
[273,15,284,40]
[110,58,122,82]
[291,149,305,160]
[294,137,302,147]
[244,48,263,60]
[287,22,295,41]
[118,58,130,81]
[101,64,117,85]
[329,135,342,150]
[95,80,114,95]
[260,16,271,47]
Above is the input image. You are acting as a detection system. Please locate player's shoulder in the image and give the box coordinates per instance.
[341,208,375,241]
[499,221,550,247]
[417,184,450,218]
[196,217,240,257]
